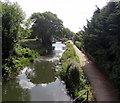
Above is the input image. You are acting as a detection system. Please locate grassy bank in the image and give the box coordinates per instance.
[2,39,40,80]
[59,41,93,101]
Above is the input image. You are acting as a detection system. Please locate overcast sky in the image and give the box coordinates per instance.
[3,0,108,33]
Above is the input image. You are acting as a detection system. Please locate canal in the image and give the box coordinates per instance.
[2,42,72,101]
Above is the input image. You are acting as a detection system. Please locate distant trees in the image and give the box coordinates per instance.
[2,1,74,58]
[30,12,74,47]
[2,1,25,59]
[30,12,64,47]
[77,2,120,95]
[62,28,74,39]
[2,1,75,79]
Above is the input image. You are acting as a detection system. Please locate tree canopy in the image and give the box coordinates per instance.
[77,2,120,95]
[2,1,25,59]
[30,12,64,46]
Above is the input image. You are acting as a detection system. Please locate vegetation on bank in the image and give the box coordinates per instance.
[2,39,39,80]
[2,0,120,98]
[2,2,39,80]
[2,1,74,79]
[75,41,82,50]
[59,42,93,101]
[30,12,74,49]
[73,2,120,96]
[19,39,51,55]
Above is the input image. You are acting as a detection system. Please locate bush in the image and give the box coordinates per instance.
[2,43,39,80]
[59,42,89,100]
[60,42,79,62]
[75,41,82,50]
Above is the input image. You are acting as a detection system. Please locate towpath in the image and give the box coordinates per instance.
[69,40,119,101]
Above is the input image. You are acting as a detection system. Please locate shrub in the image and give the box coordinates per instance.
[2,42,39,80]
[75,41,82,50]
[59,41,89,100]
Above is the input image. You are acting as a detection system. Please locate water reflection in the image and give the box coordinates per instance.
[52,42,66,57]
[26,61,56,84]
[3,79,31,101]
[31,78,70,101]
[2,42,71,101]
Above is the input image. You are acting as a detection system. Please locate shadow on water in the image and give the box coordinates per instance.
[2,42,72,101]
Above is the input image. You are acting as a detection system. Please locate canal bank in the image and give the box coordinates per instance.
[69,40,119,101]
[59,41,92,102]
[2,42,73,101]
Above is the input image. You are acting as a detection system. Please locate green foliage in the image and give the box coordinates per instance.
[62,28,74,39]
[30,12,63,46]
[67,67,81,89]
[2,64,11,74]
[80,2,120,95]
[61,42,79,62]
[15,44,38,58]
[2,1,25,59]
[72,31,83,43]
[18,19,32,39]
[20,39,52,55]
[30,12,74,48]
[75,41,82,50]
[72,34,80,43]
[59,42,89,100]
[59,65,67,81]
[2,42,39,80]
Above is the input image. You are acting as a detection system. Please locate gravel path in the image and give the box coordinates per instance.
[69,40,119,101]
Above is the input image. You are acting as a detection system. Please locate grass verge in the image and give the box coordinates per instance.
[59,41,93,101]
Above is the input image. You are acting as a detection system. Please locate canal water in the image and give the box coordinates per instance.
[2,42,72,101]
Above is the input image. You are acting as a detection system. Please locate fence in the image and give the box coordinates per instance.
[71,89,91,103]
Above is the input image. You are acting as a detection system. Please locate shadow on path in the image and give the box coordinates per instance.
[69,40,119,101]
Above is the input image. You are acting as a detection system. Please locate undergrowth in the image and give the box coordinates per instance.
[59,41,92,101]
[2,39,39,80]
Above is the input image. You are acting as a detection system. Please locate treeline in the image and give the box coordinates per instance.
[2,1,74,79]
[30,12,74,53]
[2,1,74,59]
[73,2,120,96]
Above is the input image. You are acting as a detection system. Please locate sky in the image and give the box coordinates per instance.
[3,0,108,33]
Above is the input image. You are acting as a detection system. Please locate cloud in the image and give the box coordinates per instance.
[3,0,107,32]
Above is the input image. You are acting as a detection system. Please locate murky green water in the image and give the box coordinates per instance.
[2,42,72,101]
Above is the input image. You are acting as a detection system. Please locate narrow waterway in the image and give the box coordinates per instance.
[2,42,72,101]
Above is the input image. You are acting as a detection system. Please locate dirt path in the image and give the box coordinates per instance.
[69,40,119,101]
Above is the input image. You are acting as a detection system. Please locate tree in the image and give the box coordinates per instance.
[18,19,32,39]
[30,12,63,46]
[2,1,25,59]
[81,2,120,95]
[62,28,74,39]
